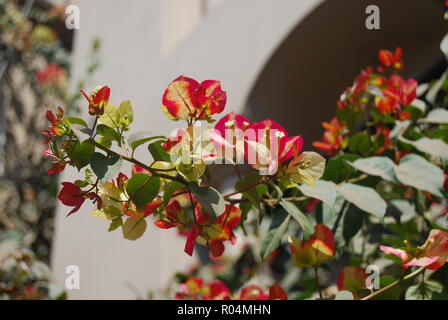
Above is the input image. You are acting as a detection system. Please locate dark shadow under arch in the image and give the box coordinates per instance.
[244,0,447,149]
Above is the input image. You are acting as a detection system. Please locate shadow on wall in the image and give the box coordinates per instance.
[244,0,447,150]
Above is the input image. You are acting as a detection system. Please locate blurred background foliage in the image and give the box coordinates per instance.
[0,0,100,299]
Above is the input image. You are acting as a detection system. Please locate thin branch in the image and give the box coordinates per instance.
[88,138,186,185]
[361,267,425,300]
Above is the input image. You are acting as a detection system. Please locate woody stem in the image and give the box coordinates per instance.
[314,266,323,299]
[88,138,186,185]
[361,267,425,300]
[223,176,275,200]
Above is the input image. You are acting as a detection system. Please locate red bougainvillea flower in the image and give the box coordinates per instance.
[239,285,268,300]
[376,74,417,115]
[57,182,85,216]
[380,229,448,270]
[184,224,201,256]
[162,129,186,153]
[211,112,250,162]
[161,75,227,121]
[312,117,346,156]
[36,63,65,88]
[288,224,335,268]
[388,74,418,106]
[154,200,186,229]
[125,199,162,218]
[41,129,52,145]
[174,279,287,300]
[196,80,227,118]
[175,278,231,300]
[245,119,303,175]
[80,85,110,116]
[375,126,392,155]
[162,76,199,121]
[378,47,404,70]
[337,266,368,299]
[44,148,66,175]
[205,205,242,257]
[268,284,288,300]
[337,67,374,111]
[154,199,202,256]
[175,277,204,300]
[207,280,231,300]
[45,107,65,137]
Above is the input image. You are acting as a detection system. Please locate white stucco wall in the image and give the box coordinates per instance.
[51,0,323,299]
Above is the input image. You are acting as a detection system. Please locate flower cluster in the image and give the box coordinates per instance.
[45,38,448,300]
[174,277,287,300]
[313,47,419,157]
[44,76,325,260]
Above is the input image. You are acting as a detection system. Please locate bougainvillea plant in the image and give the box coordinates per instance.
[45,27,448,299]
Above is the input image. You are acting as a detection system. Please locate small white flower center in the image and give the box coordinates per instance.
[225,120,235,128]
[275,131,285,138]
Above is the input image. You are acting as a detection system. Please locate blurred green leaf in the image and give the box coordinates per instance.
[337,183,386,220]
[126,173,160,209]
[90,153,123,182]
[394,154,444,197]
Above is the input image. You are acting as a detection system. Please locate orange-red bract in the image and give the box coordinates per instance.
[337,266,368,299]
[57,182,85,216]
[80,85,110,116]
[161,76,227,121]
[289,224,335,268]
[268,284,288,300]
[378,47,403,70]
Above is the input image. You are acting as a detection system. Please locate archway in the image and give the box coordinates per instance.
[244,0,447,149]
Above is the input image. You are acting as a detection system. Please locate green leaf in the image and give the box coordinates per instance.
[72,127,94,142]
[419,108,448,124]
[177,162,206,182]
[127,131,165,150]
[122,216,147,240]
[260,214,291,259]
[323,154,360,183]
[108,217,123,232]
[348,157,397,182]
[280,200,313,239]
[394,154,444,197]
[96,124,121,142]
[298,180,337,209]
[189,184,225,218]
[342,204,365,243]
[426,71,447,104]
[405,280,443,300]
[90,153,123,182]
[399,136,448,159]
[348,132,372,156]
[84,168,95,184]
[440,33,448,59]
[66,117,88,127]
[126,173,160,209]
[372,277,400,300]
[334,291,354,300]
[148,140,171,162]
[71,141,95,169]
[163,181,184,205]
[99,104,119,128]
[235,172,263,209]
[337,183,386,220]
[117,100,133,128]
